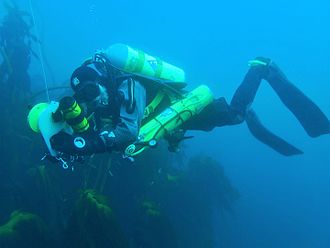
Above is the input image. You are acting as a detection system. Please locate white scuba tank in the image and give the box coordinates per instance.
[106,43,185,82]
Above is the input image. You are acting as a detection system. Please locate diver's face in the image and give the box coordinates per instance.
[74,83,109,114]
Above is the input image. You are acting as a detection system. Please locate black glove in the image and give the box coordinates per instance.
[50,131,106,155]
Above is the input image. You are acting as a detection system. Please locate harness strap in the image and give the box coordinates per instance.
[143,90,166,119]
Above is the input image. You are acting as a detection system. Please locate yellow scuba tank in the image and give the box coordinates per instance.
[52,96,90,133]
[106,43,186,82]
[125,85,214,156]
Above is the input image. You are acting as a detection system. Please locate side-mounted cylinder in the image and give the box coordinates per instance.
[125,85,214,156]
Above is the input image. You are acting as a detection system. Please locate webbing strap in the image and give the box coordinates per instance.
[143,90,166,119]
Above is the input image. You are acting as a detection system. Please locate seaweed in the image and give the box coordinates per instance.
[142,200,161,217]
[131,198,178,248]
[185,155,240,213]
[63,189,128,248]
[0,210,50,248]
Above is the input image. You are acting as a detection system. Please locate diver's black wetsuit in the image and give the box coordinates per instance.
[184,58,330,156]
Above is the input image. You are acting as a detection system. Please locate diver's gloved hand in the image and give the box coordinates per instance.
[50,131,106,155]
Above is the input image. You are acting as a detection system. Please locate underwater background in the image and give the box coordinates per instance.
[0,0,329,247]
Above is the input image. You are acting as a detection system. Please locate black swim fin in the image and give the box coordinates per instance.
[265,61,330,137]
[245,109,303,156]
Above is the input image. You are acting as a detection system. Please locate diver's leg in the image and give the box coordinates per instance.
[264,59,330,137]
[183,97,235,131]
[228,61,305,156]
[230,57,330,137]
[184,96,303,156]
[229,63,268,122]
[184,67,263,131]
[185,65,269,131]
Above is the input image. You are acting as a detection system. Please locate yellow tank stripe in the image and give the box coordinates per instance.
[63,102,81,119]
[134,50,145,73]
[72,118,89,133]
[154,57,163,78]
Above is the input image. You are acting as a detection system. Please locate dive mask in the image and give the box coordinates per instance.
[73,81,100,103]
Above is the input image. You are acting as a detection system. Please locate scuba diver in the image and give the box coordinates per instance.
[29,43,329,164]
[0,2,37,94]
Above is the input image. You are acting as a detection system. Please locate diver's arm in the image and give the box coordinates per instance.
[50,130,106,156]
[50,79,146,155]
[99,78,146,151]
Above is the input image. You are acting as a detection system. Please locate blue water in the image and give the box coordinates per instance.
[8,0,330,247]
